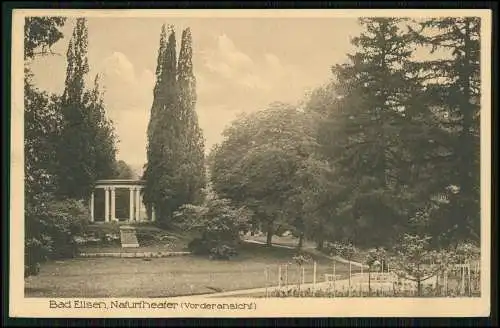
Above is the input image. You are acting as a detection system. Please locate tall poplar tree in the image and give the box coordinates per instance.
[177,27,206,205]
[56,18,91,200]
[144,25,183,225]
[144,24,167,222]
[56,18,116,200]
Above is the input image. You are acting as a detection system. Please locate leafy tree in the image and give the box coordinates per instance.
[365,247,388,295]
[285,155,339,250]
[24,17,67,277]
[24,16,67,202]
[24,17,66,59]
[114,160,136,179]
[390,233,452,296]
[85,74,117,181]
[328,240,358,295]
[210,102,318,246]
[24,18,116,277]
[24,71,63,200]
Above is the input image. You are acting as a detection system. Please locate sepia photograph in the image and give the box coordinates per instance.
[10,8,491,318]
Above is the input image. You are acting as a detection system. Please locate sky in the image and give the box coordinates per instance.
[29,16,363,173]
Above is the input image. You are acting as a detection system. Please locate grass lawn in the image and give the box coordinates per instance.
[246,235,376,265]
[25,243,350,298]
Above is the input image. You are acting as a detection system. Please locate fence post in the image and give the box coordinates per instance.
[297,265,301,294]
[360,263,364,296]
[348,261,352,297]
[285,264,288,290]
[313,261,317,294]
[461,263,465,295]
[444,269,448,296]
[265,266,268,298]
[333,260,336,297]
[476,262,480,292]
[278,265,282,290]
[468,262,472,296]
[436,271,440,294]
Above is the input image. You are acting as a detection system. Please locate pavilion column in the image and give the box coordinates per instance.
[89,190,95,222]
[110,186,116,221]
[139,190,144,221]
[135,187,141,221]
[104,187,110,222]
[129,187,135,222]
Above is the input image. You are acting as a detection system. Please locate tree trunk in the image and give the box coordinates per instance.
[316,238,324,251]
[297,233,304,250]
[266,221,273,246]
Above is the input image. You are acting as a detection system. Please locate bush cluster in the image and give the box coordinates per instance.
[25,195,89,277]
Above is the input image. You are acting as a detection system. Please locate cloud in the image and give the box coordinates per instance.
[198,33,305,112]
[202,34,251,79]
[192,34,321,151]
[201,34,295,92]
[97,52,155,112]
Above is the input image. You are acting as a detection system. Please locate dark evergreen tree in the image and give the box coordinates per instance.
[318,18,432,247]
[409,17,481,243]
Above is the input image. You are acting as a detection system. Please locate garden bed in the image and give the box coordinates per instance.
[76,224,191,253]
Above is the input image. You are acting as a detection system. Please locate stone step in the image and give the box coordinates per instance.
[120,226,139,248]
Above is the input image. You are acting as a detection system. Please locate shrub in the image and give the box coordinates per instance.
[43,198,89,258]
[209,244,238,260]
[187,237,210,255]
[25,195,89,277]
[188,237,238,260]
[174,190,252,260]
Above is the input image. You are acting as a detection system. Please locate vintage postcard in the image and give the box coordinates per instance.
[10,8,492,318]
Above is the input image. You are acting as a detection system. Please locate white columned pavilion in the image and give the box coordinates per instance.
[90,179,151,223]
